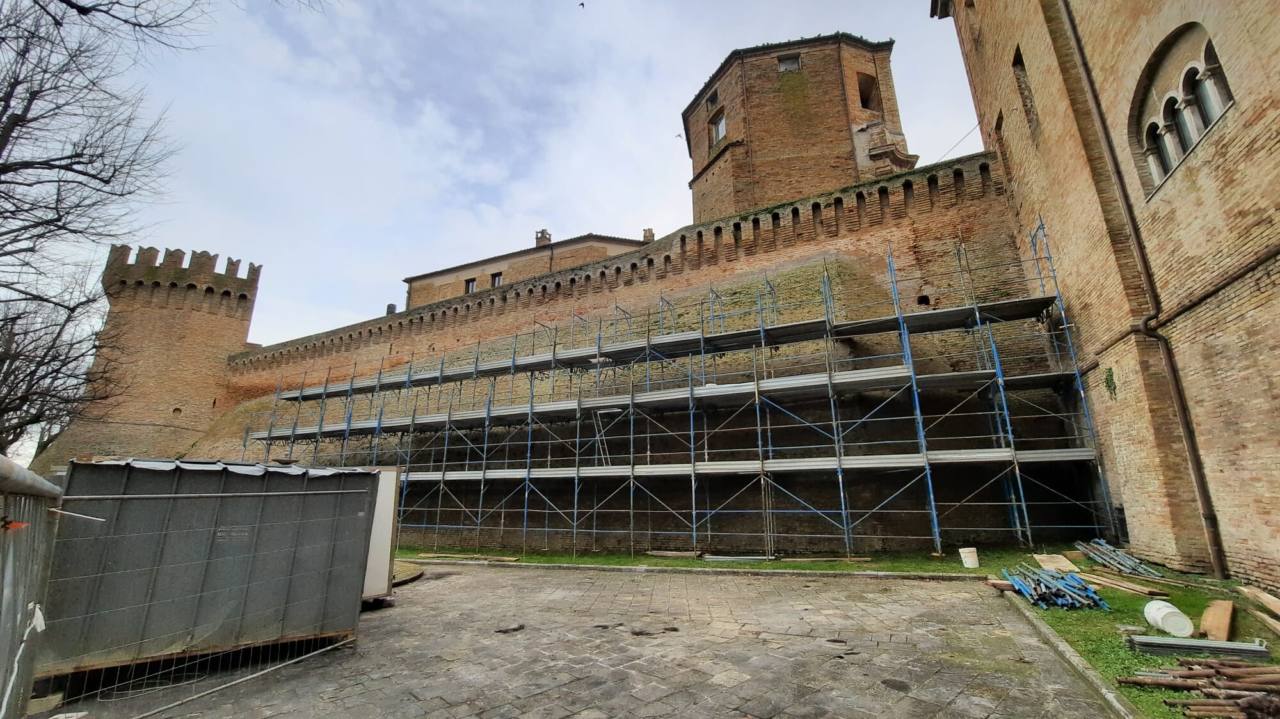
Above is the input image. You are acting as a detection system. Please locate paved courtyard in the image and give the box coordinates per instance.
[170,564,1107,718]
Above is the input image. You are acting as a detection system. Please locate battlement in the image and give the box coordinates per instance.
[228,151,1005,372]
[103,245,261,318]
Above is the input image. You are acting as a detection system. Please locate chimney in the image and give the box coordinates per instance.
[386,303,397,315]
[535,229,552,247]
[642,228,655,243]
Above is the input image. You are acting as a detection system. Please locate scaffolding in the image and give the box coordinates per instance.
[245,222,1114,556]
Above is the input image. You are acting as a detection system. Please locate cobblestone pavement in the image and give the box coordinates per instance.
[169,565,1107,718]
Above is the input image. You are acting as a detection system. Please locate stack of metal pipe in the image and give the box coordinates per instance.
[1074,538,1163,577]
[1002,564,1109,610]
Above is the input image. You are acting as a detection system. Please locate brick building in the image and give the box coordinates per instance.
[32,19,1278,589]
[929,0,1278,587]
[684,33,917,223]
[403,231,647,309]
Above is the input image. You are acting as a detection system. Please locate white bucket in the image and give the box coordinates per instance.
[959,547,980,569]
[1144,600,1195,638]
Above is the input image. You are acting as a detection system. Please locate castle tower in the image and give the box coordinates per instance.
[683,32,919,223]
[30,246,260,472]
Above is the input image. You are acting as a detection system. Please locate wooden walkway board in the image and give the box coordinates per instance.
[1077,572,1168,597]
[1033,553,1080,572]
[1246,607,1280,637]
[1199,600,1233,641]
[1237,586,1280,617]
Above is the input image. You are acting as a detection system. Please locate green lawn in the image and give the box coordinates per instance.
[396,543,1279,719]
[394,543,1038,575]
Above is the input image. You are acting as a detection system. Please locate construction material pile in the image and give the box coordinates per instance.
[1075,538,1162,577]
[1119,658,1280,718]
[1002,564,1109,610]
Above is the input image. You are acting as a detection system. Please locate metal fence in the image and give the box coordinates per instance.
[34,459,379,719]
[0,456,61,719]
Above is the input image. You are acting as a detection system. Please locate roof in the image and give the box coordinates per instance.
[402,232,643,284]
[930,0,955,19]
[71,458,377,477]
[680,32,895,123]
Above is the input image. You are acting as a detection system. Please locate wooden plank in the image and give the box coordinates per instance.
[1199,600,1234,641]
[1245,607,1280,638]
[1063,550,1085,562]
[1033,553,1079,572]
[986,579,1015,592]
[1092,566,1227,591]
[1237,586,1280,617]
[1078,572,1168,597]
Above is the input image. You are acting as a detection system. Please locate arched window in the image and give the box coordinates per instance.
[1197,41,1232,124]
[1144,122,1170,183]
[1128,24,1233,194]
[1163,97,1190,155]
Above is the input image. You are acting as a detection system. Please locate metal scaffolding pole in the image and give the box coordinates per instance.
[888,249,943,554]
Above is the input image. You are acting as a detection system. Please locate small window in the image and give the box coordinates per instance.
[463,278,476,294]
[706,88,718,108]
[856,73,881,112]
[490,272,503,288]
[1012,46,1039,136]
[777,54,801,73]
[709,111,726,145]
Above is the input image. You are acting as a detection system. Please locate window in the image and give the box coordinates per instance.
[777,54,800,73]
[706,88,718,108]
[1128,25,1233,195]
[856,73,881,112]
[490,272,502,288]
[463,278,476,294]
[709,111,726,145]
[1012,46,1039,136]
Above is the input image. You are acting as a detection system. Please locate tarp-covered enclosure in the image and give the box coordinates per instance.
[36,460,378,678]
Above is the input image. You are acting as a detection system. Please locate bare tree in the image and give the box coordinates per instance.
[0,268,117,455]
[0,0,201,456]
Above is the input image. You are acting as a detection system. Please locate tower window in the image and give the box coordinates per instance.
[857,73,881,112]
[490,272,503,288]
[1012,46,1039,136]
[709,111,726,145]
[463,278,476,294]
[777,54,801,73]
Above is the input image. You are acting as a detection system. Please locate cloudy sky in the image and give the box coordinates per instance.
[128,0,981,346]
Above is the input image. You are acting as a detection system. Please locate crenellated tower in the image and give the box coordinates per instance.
[30,246,261,472]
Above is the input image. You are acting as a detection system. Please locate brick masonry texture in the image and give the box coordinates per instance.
[31,247,259,476]
[37,14,1277,590]
[934,0,1279,589]
[404,234,645,309]
[685,34,916,224]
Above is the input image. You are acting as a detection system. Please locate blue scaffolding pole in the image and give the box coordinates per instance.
[888,247,943,554]
[1035,218,1118,538]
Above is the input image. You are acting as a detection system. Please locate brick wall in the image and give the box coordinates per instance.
[226,153,1014,402]
[936,0,1279,588]
[685,34,915,224]
[30,247,259,475]
[405,236,643,308]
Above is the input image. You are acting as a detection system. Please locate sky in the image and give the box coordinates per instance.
[127,0,983,347]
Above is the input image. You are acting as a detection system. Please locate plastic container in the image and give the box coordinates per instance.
[959,547,980,569]
[1143,600,1195,638]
